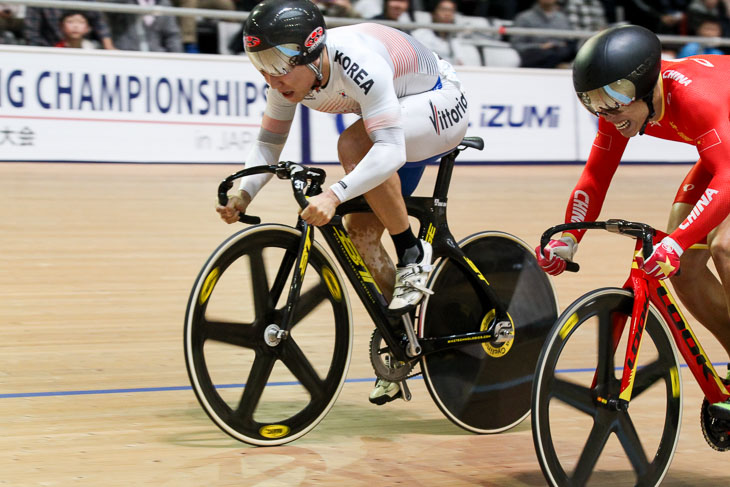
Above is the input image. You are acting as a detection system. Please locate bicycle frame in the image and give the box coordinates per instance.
[620,239,729,407]
[218,140,510,364]
[542,219,730,411]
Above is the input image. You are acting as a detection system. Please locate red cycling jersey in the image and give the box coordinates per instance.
[565,55,730,250]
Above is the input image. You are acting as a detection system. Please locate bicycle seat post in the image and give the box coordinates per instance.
[432,149,458,201]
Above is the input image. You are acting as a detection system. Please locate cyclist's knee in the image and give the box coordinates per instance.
[710,231,730,266]
[337,123,371,172]
[345,213,384,240]
[672,249,708,287]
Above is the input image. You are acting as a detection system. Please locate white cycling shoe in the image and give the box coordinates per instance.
[388,240,434,313]
[368,379,402,405]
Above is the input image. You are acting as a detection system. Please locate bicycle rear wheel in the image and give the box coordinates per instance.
[532,288,682,486]
[419,231,558,433]
[184,224,353,446]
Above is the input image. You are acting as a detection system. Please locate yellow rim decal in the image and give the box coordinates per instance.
[321,266,342,302]
[670,365,680,398]
[480,309,514,358]
[199,267,220,305]
[259,424,290,439]
[559,312,579,340]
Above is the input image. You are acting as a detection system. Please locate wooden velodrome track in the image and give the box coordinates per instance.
[1,160,728,486]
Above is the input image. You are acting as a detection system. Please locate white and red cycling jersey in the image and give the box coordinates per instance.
[565,55,730,250]
[240,23,469,203]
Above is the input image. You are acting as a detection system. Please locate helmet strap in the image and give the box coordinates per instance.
[639,90,655,136]
[307,51,325,91]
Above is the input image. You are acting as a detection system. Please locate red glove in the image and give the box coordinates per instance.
[535,235,578,276]
[641,236,683,280]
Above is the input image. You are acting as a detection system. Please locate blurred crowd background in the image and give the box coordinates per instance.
[2,0,730,67]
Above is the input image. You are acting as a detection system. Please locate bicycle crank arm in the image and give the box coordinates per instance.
[399,378,412,402]
[401,313,422,357]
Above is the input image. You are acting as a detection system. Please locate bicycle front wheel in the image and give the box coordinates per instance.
[184,224,353,446]
[532,288,682,486]
[419,231,559,433]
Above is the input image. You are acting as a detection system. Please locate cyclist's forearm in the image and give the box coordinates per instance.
[238,140,283,199]
[238,125,289,199]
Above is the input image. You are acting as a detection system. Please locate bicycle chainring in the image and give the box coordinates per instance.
[700,398,730,451]
[369,329,414,382]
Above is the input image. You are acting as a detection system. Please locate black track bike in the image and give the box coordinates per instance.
[184,137,559,445]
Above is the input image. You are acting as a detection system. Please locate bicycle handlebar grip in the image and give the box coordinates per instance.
[289,167,310,210]
[237,214,261,224]
[217,187,261,225]
[565,262,580,273]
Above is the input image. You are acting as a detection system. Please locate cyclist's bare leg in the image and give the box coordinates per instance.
[707,213,730,358]
[668,202,730,357]
[337,119,410,234]
[344,212,395,299]
[337,119,414,298]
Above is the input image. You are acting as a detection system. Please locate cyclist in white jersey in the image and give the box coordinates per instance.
[216,0,469,405]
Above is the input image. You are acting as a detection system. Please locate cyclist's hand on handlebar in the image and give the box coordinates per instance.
[299,189,340,226]
[640,236,683,280]
[216,190,251,224]
[535,234,578,276]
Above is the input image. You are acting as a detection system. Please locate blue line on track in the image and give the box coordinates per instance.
[0,362,726,399]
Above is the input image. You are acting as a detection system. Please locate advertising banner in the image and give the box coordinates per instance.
[0,46,697,164]
[0,45,300,163]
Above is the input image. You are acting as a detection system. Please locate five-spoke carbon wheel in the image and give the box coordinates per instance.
[185,224,353,446]
[532,288,683,486]
[419,231,559,433]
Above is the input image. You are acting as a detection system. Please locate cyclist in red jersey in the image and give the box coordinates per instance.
[535,24,730,419]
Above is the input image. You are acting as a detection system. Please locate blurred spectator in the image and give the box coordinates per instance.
[686,0,730,34]
[370,0,415,23]
[237,0,262,9]
[445,0,531,20]
[24,2,114,48]
[0,3,23,44]
[171,0,235,53]
[563,0,608,31]
[106,0,183,52]
[677,14,725,56]
[353,0,384,17]
[55,11,98,48]
[622,0,689,35]
[411,0,482,65]
[510,0,576,68]
[313,0,362,18]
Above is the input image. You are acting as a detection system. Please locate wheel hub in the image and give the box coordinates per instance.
[264,324,288,347]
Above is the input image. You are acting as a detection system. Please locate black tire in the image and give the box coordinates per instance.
[532,288,683,486]
[184,224,353,446]
[419,231,559,433]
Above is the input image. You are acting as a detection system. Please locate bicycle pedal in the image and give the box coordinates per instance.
[400,379,412,402]
[386,303,417,319]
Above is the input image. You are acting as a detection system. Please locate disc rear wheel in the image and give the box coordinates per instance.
[420,231,558,433]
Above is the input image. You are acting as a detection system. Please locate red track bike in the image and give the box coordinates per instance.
[532,219,730,486]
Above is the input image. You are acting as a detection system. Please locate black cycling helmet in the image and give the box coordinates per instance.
[243,0,327,77]
[573,24,662,131]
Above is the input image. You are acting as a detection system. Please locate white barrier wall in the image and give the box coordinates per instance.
[0,46,698,164]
